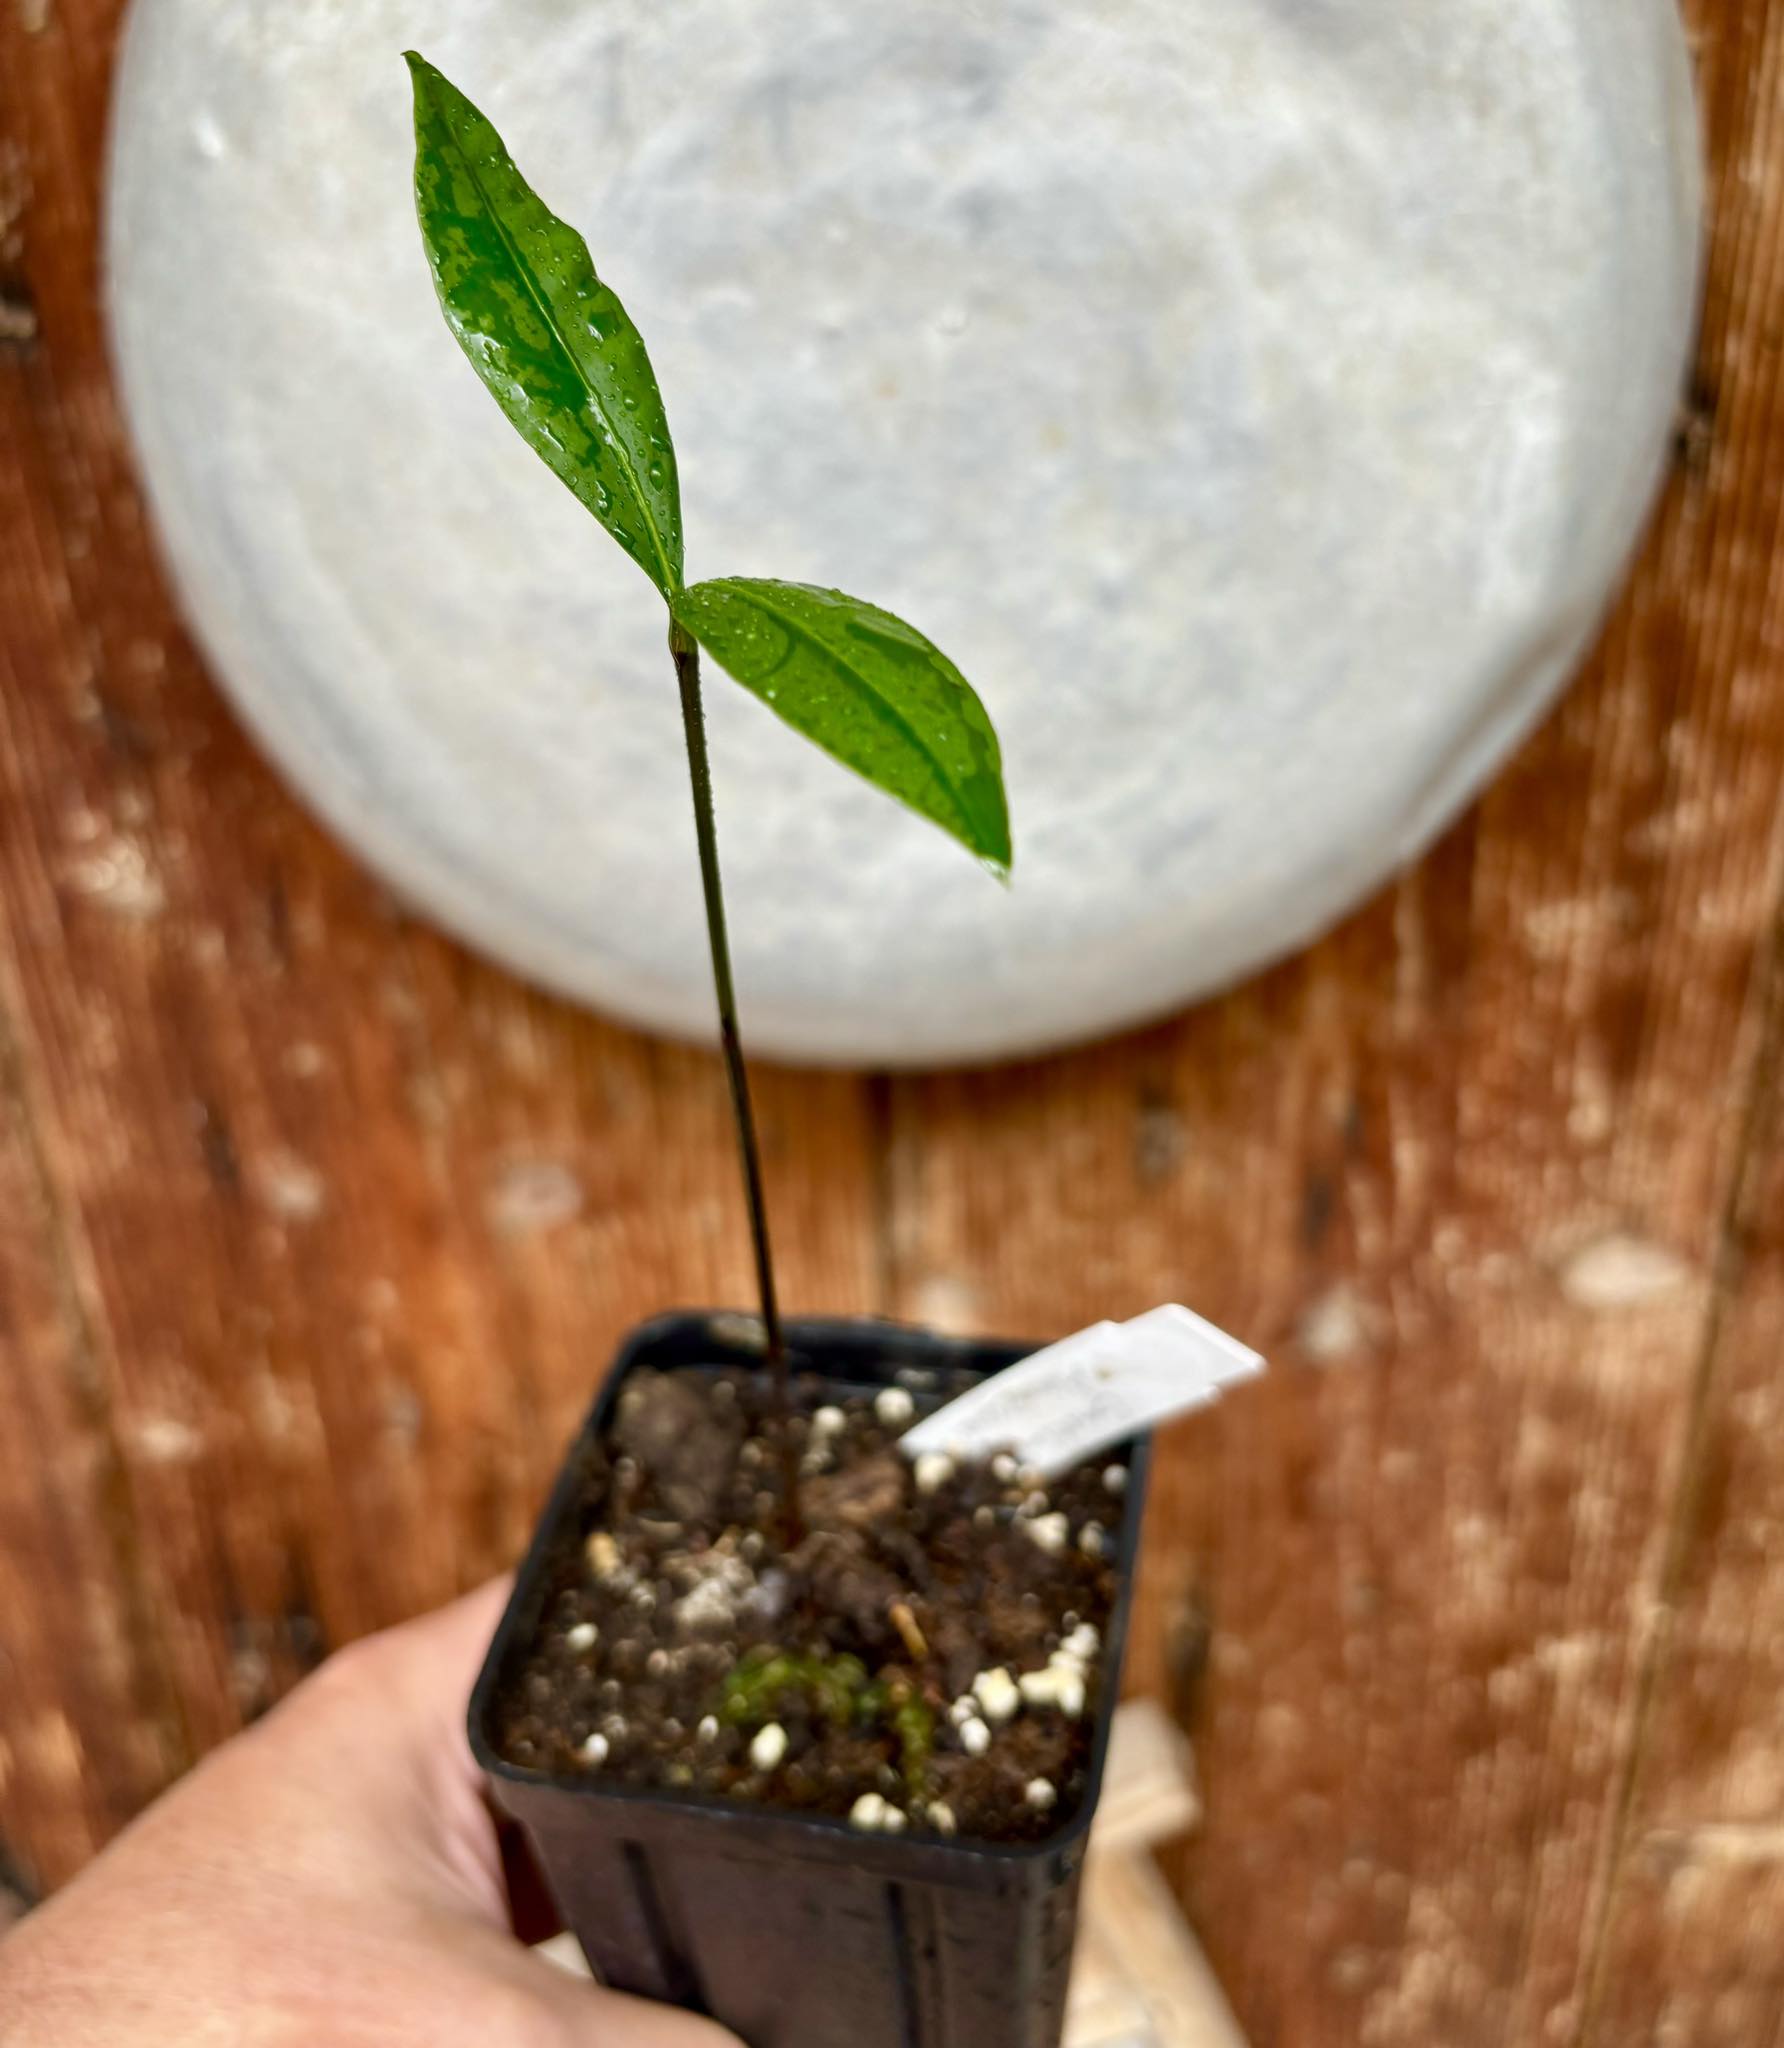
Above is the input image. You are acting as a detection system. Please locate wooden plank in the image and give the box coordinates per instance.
[881,7,1784,2043]
[1587,1835,1784,2048]
[0,987,185,1888]
[0,0,882,1880]
[1584,919,1784,2048]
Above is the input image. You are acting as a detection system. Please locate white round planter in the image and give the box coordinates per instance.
[107,0,1700,1065]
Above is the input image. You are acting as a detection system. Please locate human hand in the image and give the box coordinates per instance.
[0,1581,738,2048]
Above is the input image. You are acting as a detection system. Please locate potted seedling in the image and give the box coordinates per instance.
[405,55,1150,2048]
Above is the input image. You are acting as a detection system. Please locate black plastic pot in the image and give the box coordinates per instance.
[470,1311,1152,2048]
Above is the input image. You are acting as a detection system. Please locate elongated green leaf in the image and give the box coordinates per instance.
[405,52,683,596]
[671,579,1012,875]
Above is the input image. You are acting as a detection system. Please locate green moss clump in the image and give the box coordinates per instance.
[716,1649,935,1797]
[717,1649,867,1729]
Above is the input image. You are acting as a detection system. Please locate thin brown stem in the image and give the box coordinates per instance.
[668,618,800,1536]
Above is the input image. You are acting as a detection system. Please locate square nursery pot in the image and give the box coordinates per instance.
[470,1311,1153,2048]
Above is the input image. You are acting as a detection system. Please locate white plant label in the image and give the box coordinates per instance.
[900,1305,1263,1479]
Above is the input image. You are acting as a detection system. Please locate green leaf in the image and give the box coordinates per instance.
[671,579,1012,875]
[405,52,683,597]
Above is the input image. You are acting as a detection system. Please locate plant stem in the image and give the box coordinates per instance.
[668,618,799,1534]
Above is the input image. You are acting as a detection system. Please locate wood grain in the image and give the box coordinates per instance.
[4,8,1784,2048]
[877,4,1784,2042]
[0,982,185,1879]
[0,0,881,1885]
[1584,914,1784,2048]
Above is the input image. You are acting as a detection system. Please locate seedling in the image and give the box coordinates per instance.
[404,55,1011,1493]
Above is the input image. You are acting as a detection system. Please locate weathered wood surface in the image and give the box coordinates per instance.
[4,4,1784,2045]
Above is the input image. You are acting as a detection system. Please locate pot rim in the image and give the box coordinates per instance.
[468,1308,1152,1870]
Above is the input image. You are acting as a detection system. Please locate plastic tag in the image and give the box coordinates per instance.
[900,1304,1263,1479]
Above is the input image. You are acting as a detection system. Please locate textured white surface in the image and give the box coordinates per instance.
[106,0,1700,1065]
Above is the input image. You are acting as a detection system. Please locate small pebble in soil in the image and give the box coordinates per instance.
[873,1386,915,1428]
[750,1722,789,1771]
[1023,1513,1070,1556]
[991,1453,1019,1483]
[1103,1464,1128,1494]
[1062,1623,1101,1663]
[580,1732,610,1765]
[927,1801,958,1835]
[960,1715,992,1757]
[1019,1664,1086,1717]
[812,1405,846,1438]
[565,1622,598,1654]
[586,1531,625,1581]
[913,1451,955,1495]
[972,1667,1021,1723]
[850,1791,890,1831]
[890,1601,929,1660]
[948,1695,976,1727]
[745,1569,792,1625]
[697,1715,719,1742]
[1025,1778,1058,1811]
[1078,1522,1107,1559]
[675,1572,744,1635]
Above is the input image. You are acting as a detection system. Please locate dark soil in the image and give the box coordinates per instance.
[491,1364,1130,1844]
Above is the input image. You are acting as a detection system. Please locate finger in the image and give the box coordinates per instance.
[203,1579,517,1921]
[28,1585,523,1956]
[258,1576,511,1772]
[318,1576,514,1755]
[324,1578,516,1909]
[383,1574,514,1706]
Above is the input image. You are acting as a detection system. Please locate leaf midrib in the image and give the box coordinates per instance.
[713,581,995,847]
[441,97,677,596]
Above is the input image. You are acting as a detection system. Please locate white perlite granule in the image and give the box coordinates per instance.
[109,2,1696,1063]
[749,1722,789,1772]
